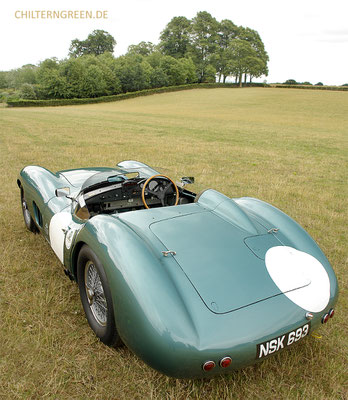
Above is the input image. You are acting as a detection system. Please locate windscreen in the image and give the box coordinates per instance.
[81,168,138,193]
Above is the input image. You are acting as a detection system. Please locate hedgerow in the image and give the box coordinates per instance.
[6,83,267,107]
[272,84,348,91]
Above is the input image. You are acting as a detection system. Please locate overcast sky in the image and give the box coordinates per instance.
[1,0,347,85]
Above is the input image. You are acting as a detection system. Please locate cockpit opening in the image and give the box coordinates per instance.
[74,169,196,220]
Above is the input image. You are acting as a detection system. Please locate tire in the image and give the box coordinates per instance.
[20,188,38,233]
[77,245,122,347]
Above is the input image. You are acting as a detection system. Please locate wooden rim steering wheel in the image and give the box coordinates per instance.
[141,174,179,209]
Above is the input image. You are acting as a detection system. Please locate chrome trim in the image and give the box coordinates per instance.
[162,250,176,257]
[84,261,107,326]
[306,312,314,320]
[321,313,329,324]
[219,356,232,368]
[202,361,215,371]
[84,183,123,199]
[22,200,31,225]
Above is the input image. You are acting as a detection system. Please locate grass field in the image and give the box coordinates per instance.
[0,88,347,399]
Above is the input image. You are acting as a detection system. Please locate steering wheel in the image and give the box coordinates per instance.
[141,174,179,209]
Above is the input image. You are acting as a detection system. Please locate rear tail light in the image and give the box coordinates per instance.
[329,308,335,318]
[219,357,232,368]
[321,313,329,324]
[202,361,215,371]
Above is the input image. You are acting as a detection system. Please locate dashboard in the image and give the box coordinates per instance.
[83,178,167,215]
[76,176,195,218]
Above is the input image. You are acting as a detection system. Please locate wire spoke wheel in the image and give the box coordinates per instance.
[84,261,107,326]
[77,245,122,346]
[20,188,38,233]
[22,199,32,226]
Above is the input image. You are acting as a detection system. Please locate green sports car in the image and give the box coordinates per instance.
[17,160,338,378]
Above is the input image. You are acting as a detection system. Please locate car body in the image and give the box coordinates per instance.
[17,160,338,378]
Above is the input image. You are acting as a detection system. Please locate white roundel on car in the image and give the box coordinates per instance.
[49,212,72,263]
[265,246,330,312]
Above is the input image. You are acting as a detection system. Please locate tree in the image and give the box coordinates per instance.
[189,11,219,82]
[92,53,121,95]
[114,54,153,92]
[226,39,258,86]
[150,67,169,88]
[158,12,268,84]
[39,58,60,71]
[237,27,269,83]
[62,55,121,98]
[146,51,164,68]
[128,42,156,56]
[146,53,197,86]
[179,58,197,83]
[37,58,60,84]
[0,71,8,88]
[61,58,87,97]
[159,56,187,86]
[83,64,107,97]
[36,54,121,99]
[38,68,67,99]
[247,57,268,82]
[19,83,37,99]
[36,58,62,98]
[7,64,38,88]
[284,79,297,85]
[69,30,116,57]
[159,16,192,58]
[203,64,217,83]
[214,19,239,82]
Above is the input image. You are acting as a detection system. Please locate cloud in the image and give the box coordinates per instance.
[322,29,348,36]
[317,29,348,43]
[317,37,348,43]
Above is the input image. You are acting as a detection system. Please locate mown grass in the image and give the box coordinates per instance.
[0,88,347,399]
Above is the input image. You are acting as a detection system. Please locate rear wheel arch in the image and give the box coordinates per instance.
[76,244,122,346]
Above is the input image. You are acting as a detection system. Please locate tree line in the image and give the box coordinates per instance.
[0,11,269,101]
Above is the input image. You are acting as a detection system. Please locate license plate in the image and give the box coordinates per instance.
[256,322,310,359]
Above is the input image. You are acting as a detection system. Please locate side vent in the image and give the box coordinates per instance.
[33,202,43,227]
